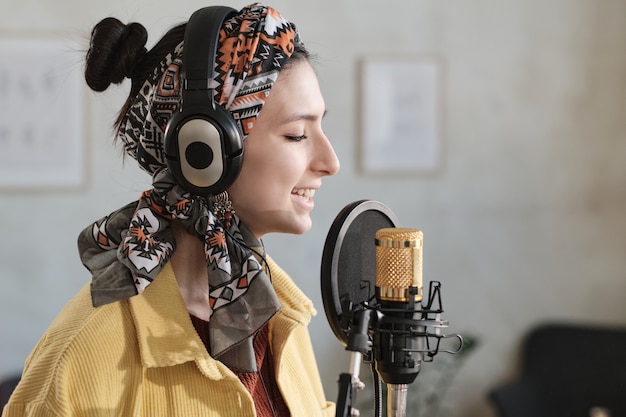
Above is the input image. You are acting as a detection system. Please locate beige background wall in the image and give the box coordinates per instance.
[2,1,626,416]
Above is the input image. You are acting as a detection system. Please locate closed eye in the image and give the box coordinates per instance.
[285,134,308,142]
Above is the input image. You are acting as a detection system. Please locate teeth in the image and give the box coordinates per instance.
[293,189,315,198]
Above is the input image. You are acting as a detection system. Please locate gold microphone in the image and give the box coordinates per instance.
[374,228,425,417]
[375,228,423,303]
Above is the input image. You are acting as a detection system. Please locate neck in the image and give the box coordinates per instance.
[170,221,211,321]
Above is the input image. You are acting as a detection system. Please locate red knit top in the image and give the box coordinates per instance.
[190,316,290,417]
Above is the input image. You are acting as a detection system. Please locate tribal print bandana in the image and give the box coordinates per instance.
[78,3,302,372]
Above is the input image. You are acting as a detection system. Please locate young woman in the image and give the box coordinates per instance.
[3,3,339,417]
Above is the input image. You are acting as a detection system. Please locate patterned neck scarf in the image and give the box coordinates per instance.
[78,3,302,372]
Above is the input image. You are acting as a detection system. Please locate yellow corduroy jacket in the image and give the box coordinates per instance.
[3,256,334,417]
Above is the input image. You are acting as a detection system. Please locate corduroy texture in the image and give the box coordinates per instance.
[188,318,291,416]
[2,257,334,417]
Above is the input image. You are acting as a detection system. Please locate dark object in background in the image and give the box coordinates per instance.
[0,374,20,410]
[489,323,626,417]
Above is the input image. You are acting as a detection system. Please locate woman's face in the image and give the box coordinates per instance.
[227,61,340,238]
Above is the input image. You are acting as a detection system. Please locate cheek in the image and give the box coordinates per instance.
[229,139,307,205]
[229,153,281,206]
[246,145,302,183]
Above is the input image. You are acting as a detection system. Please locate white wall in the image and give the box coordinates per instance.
[2,1,626,416]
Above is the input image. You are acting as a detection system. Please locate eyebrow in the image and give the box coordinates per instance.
[280,110,328,124]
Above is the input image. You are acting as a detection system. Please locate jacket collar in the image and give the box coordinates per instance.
[128,263,219,372]
[127,258,315,373]
[266,255,316,324]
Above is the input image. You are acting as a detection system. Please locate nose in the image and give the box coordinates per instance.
[314,132,340,176]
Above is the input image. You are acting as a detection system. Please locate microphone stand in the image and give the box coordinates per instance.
[387,384,409,417]
[335,305,373,417]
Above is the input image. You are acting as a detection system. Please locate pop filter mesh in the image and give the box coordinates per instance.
[321,200,399,345]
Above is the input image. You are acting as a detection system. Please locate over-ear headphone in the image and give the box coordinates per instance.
[163,6,243,196]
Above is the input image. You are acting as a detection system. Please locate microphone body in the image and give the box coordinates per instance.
[374,228,424,417]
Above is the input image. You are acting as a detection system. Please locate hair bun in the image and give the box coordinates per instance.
[85,17,148,92]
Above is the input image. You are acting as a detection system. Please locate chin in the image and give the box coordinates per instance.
[283,219,313,235]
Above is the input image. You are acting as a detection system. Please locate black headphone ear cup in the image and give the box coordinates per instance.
[164,101,243,195]
[162,6,242,196]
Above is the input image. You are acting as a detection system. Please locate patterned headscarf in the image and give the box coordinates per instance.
[117,3,302,174]
[78,3,303,372]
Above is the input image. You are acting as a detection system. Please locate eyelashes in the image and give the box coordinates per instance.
[284,134,308,142]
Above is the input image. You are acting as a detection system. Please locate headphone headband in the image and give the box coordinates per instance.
[163,6,244,197]
[183,6,236,91]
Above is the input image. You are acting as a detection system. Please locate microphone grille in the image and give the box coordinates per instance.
[375,228,423,302]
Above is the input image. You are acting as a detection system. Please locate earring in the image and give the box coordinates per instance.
[211,191,235,229]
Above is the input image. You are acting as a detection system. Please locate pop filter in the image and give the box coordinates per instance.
[321,200,400,346]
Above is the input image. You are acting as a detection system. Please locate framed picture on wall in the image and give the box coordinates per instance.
[358,56,443,174]
[0,34,86,190]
